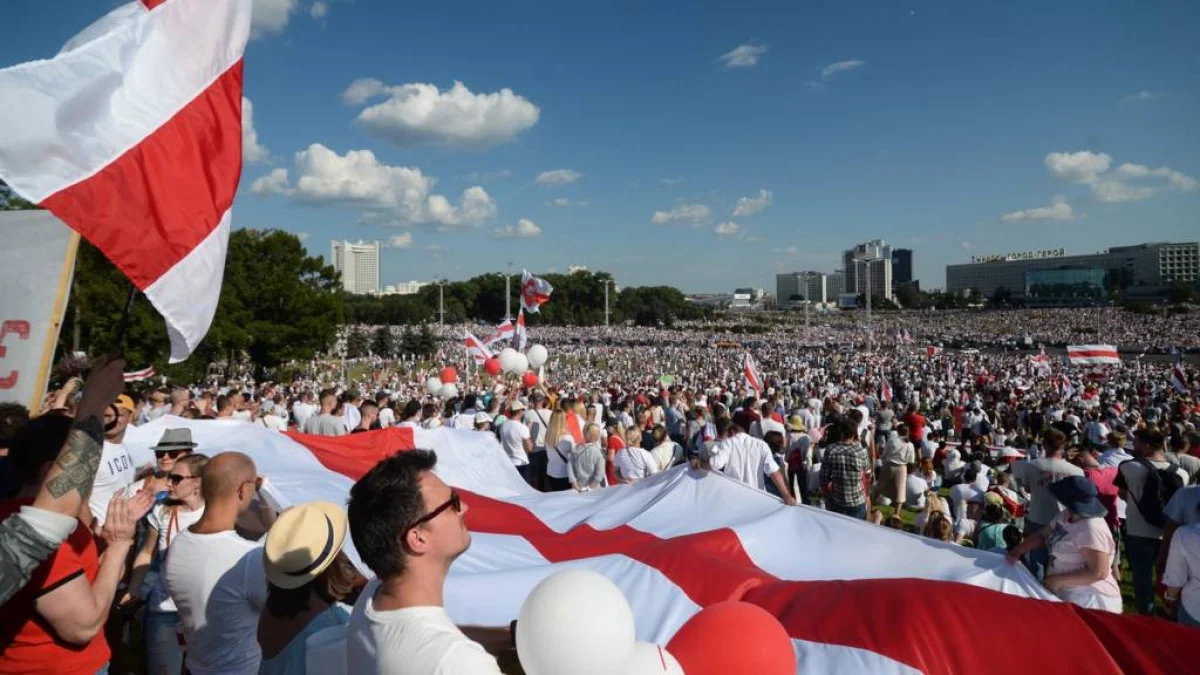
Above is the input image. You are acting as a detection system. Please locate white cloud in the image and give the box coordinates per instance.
[249,168,290,196]
[349,80,540,149]
[821,60,865,80]
[535,169,582,185]
[309,1,327,18]
[296,232,309,243]
[1044,151,1112,184]
[1091,181,1157,203]
[1121,90,1160,103]
[462,169,512,183]
[251,0,298,38]
[385,232,413,248]
[547,197,589,207]
[1001,198,1075,222]
[714,221,741,237]
[651,203,711,226]
[256,144,497,228]
[1116,163,1199,192]
[242,97,269,163]
[494,218,542,239]
[732,189,773,217]
[661,176,687,185]
[718,43,768,68]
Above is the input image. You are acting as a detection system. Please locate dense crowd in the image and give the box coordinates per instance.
[2,308,1200,675]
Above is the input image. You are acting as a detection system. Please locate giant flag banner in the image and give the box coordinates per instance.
[0,0,253,362]
[1066,345,1120,366]
[123,417,1198,674]
[0,212,79,409]
[520,270,554,314]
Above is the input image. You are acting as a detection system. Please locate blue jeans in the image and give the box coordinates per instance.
[144,609,183,675]
[829,503,867,520]
[1125,535,1161,615]
[1023,521,1049,581]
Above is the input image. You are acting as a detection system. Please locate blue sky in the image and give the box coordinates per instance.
[4,0,1199,292]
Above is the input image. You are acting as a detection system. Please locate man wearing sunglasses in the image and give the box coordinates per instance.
[347,450,507,674]
[86,394,139,528]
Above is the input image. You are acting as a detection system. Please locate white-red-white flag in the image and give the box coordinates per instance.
[1066,345,1120,366]
[0,0,252,363]
[1030,349,1052,378]
[520,270,553,314]
[123,366,156,383]
[1062,375,1076,399]
[515,310,528,351]
[926,345,942,359]
[463,332,493,365]
[1171,362,1190,394]
[484,319,514,347]
[880,375,893,403]
[743,352,764,395]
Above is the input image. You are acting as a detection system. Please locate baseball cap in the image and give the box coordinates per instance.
[474,412,493,426]
[114,395,135,413]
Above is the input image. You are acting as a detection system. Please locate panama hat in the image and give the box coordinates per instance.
[263,501,348,590]
[151,428,198,452]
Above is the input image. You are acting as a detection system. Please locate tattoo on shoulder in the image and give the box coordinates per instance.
[46,416,105,500]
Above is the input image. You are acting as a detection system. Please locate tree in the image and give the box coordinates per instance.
[346,328,369,359]
[894,282,922,309]
[990,286,1014,308]
[1168,280,1198,306]
[966,289,985,305]
[371,326,395,358]
[0,180,38,211]
[415,324,437,357]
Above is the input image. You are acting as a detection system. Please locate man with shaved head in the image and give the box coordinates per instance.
[166,452,272,675]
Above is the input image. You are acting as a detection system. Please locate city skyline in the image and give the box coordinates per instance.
[4,1,1197,294]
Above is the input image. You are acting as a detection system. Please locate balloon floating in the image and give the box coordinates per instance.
[521,371,539,388]
[512,352,529,375]
[425,377,443,396]
[439,366,458,384]
[516,570,636,675]
[499,348,520,374]
[527,344,549,369]
[484,358,502,377]
[439,383,459,400]
[666,601,793,675]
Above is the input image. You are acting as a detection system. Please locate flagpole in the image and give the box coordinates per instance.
[111,284,139,355]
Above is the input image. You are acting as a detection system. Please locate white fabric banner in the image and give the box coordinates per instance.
[0,211,78,409]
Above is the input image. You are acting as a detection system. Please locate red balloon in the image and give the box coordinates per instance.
[439,366,458,384]
[667,601,793,675]
[521,371,539,388]
[484,358,502,376]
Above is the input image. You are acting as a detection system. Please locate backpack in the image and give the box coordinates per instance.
[1121,458,1183,529]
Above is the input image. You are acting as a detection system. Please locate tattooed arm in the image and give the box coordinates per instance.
[35,415,106,510]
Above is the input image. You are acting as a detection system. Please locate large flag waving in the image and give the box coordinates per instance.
[463,331,493,365]
[744,352,764,395]
[0,0,252,362]
[484,318,515,347]
[1066,345,1120,366]
[123,418,1200,674]
[520,269,554,314]
[1171,360,1190,394]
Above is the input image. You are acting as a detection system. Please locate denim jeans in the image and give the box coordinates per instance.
[1125,535,1161,615]
[1023,521,1049,581]
[145,609,183,675]
[829,503,867,520]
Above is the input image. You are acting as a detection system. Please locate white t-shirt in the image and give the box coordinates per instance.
[347,579,502,675]
[498,419,531,467]
[710,433,779,492]
[260,414,287,432]
[522,409,550,450]
[89,440,137,525]
[1119,459,1190,539]
[548,435,572,480]
[165,529,267,675]
[614,445,658,481]
[906,474,929,510]
[378,407,395,429]
[144,503,205,612]
[1163,523,1200,622]
[292,401,316,429]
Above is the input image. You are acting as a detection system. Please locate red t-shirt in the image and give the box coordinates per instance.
[0,499,109,675]
[605,435,625,486]
[903,412,926,442]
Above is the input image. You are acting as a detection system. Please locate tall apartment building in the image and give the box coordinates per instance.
[331,240,381,295]
[776,271,829,306]
[842,239,894,300]
[892,248,914,288]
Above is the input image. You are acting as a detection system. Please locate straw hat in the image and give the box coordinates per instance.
[263,502,347,589]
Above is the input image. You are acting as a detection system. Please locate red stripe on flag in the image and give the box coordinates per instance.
[1068,349,1119,359]
[41,62,244,290]
[290,432,1199,675]
[141,0,169,9]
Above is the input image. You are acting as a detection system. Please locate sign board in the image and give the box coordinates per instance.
[0,211,79,410]
[970,248,1066,264]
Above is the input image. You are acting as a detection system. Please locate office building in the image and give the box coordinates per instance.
[842,239,894,300]
[828,270,845,298]
[945,242,1200,300]
[776,272,828,306]
[892,248,913,288]
[380,280,429,296]
[331,240,381,295]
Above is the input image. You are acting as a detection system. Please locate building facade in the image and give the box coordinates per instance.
[776,272,828,306]
[842,239,894,300]
[380,280,429,295]
[892,248,913,288]
[331,240,381,295]
[945,242,1200,300]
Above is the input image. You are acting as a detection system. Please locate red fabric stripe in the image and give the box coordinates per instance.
[141,0,168,9]
[287,427,416,478]
[40,62,244,290]
[1068,349,1119,358]
[290,431,1200,675]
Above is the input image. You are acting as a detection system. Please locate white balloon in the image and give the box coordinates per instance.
[512,352,529,374]
[516,570,635,675]
[625,642,684,674]
[499,348,520,374]
[426,377,443,395]
[526,344,549,369]
[439,383,459,400]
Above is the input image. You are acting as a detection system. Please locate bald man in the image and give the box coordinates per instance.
[165,452,272,675]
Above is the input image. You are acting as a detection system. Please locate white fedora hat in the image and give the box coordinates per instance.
[263,501,348,590]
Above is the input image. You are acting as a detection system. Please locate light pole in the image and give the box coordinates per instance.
[437,278,446,326]
[604,279,612,327]
[504,262,513,321]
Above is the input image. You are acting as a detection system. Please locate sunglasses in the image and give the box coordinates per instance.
[155,449,189,459]
[406,490,462,531]
[167,473,197,485]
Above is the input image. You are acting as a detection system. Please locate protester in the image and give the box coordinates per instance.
[302,389,347,437]
[568,423,607,492]
[710,418,797,504]
[498,400,533,482]
[89,393,138,526]
[1010,430,1083,579]
[346,450,509,673]
[819,417,871,518]
[1163,521,1200,627]
[543,410,574,490]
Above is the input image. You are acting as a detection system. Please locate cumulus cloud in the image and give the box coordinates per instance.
[1001,198,1075,222]
[732,189,773,217]
[1121,90,1160,103]
[821,60,866,80]
[309,1,327,18]
[718,43,768,68]
[493,218,542,239]
[385,232,413,248]
[346,80,540,149]
[242,97,269,163]
[251,0,298,37]
[714,221,741,237]
[651,203,711,226]
[254,144,497,229]
[535,169,582,185]
[249,168,290,196]
[1043,150,1197,202]
[462,169,512,183]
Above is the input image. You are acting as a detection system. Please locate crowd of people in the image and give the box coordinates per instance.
[2,308,1200,674]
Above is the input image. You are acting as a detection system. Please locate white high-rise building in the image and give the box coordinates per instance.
[843,239,894,301]
[331,240,381,295]
[776,272,828,306]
